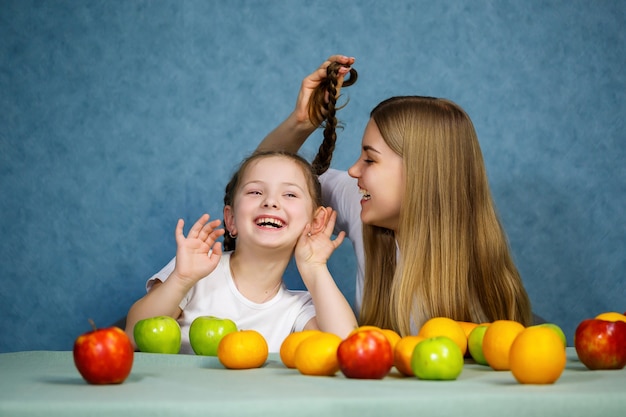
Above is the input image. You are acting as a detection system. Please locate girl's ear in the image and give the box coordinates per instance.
[223,205,237,236]
[309,207,328,235]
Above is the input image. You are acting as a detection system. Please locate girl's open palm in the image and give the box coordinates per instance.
[173,214,225,287]
[295,207,345,272]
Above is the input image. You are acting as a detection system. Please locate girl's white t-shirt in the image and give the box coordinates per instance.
[147,252,316,354]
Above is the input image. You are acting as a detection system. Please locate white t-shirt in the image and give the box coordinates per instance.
[319,169,365,311]
[147,252,316,354]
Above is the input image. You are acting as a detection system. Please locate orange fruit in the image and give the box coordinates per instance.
[457,321,479,339]
[294,332,342,376]
[509,326,567,384]
[481,320,525,371]
[457,321,479,357]
[348,325,382,336]
[393,335,425,376]
[379,329,402,352]
[279,330,322,368]
[595,312,626,323]
[418,317,467,356]
[217,330,269,369]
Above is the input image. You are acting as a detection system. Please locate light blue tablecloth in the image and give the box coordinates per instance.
[0,348,624,417]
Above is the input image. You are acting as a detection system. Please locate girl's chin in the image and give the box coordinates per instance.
[360,212,397,231]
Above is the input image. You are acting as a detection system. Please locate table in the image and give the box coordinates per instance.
[0,348,624,417]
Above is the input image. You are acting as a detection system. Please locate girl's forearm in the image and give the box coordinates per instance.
[301,267,358,338]
[124,277,190,346]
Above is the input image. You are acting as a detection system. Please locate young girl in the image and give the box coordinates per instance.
[259,55,534,335]
[125,150,357,353]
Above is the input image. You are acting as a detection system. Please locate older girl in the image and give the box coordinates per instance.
[258,56,533,335]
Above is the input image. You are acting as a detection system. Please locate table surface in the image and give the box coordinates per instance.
[1,348,624,417]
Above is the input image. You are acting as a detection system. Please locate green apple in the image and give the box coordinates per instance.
[189,316,238,356]
[467,325,490,366]
[411,336,464,380]
[134,316,181,354]
[535,323,567,347]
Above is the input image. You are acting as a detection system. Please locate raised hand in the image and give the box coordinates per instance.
[294,55,356,126]
[172,214,225,287]
[295,207,345,276]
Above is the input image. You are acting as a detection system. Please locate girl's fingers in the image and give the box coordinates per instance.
[332,231,346,248]
[188,214,210,237]
[211,241,223,257]
[198,218,222,241]
[175,218,185,243]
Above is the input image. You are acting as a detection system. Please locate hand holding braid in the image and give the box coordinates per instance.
[310,61,357,176]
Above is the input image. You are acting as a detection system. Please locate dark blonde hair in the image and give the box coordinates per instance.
[223,150,323,251]
[358,96,533,334]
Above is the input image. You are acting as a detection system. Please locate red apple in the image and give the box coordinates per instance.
[73,320,134,384]
[337,329,393,379]
[574,318,626,370]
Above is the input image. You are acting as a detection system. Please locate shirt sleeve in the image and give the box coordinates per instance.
[291,292,316,332]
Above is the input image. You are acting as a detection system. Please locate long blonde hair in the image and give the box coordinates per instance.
[359,96,533,335]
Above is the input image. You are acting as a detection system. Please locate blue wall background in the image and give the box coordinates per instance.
[1,0,624,352]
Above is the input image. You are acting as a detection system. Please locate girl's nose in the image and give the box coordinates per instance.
[262,196,279,208]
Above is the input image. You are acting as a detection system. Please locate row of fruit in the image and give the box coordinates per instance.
[72,312,626,385]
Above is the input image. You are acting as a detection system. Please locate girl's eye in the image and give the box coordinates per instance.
[285,192,297,198]
[364,158,374,164]
[247,190,262,195]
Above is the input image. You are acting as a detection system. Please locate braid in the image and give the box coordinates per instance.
[309,61,357,176]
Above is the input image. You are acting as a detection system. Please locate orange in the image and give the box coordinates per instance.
[379,329,402,352]
[348,325,382,336]
[595,312,626,323]
[481,320,525,371]
[393,335,425,376]
[217,330,269,369]
[418,317,467,356]
[294,332,342,376]
[457,321,479,357]
[509,326,566,384]
[279,330,321,368]
[457,321,479,339]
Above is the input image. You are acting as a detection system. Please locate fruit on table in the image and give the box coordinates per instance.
[595,311,626,323]
[294,332,342,376]
[350,325,401,352]
[418,317,468,356]
[574,318,626,370]
[481,320,525,371]
[133,315,181,354]
[467,324,490,366]
[393,335,425,376]
[509,326,567,384]
[189,316,238,356]
[534,323,567,347]
[337,329,394,379]
[279,330,322,368]
[410,336,464,380]
[217,330,269,369]
[73,320,134,384]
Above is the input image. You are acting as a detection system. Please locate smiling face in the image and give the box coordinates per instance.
[348,119,405,231]
[224,155,317,250]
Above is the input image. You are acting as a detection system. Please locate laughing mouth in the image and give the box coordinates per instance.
[255,217,285,229]
[359,189,371,201]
